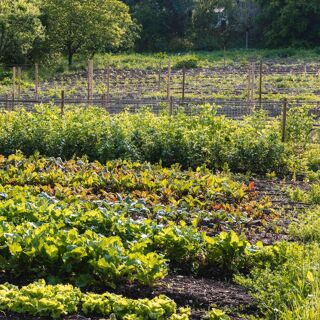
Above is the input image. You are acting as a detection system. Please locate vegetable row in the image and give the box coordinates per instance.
[0,220,261,285]
[0,279,190,319]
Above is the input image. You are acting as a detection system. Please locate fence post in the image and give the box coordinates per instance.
[281,98,288,143]
[169,96,173,116]
[304,62,307,76]
[167,58,171,100]
[158,66,161,92]
[106,64,110,105]
[102,93,107,110]
[182,65,186,104]
[87,59,93,107]
[12,67,16,110]
[251,62,255,101]
[247,62,251,102]
[5,94,8,111]
[61,90,65,115]
[259,59,263,108]
[17,67,21,100]
[35,63,39,100]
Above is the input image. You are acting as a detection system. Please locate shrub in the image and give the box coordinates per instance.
[174,56,199,69]
[0,105,289,175]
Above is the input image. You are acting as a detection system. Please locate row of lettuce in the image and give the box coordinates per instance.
[0,280,189,319]
[0,279,232,319]
[1,242,318,320]
[0,104,318,175]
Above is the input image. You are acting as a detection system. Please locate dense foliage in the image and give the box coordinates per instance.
[0,105,291,175]
[0,151,318,318]
[257,0,320,48]
[0,0,137,65]
[43,0,138,66]
[0,153,277,319]
[125,0,320,51]
[0,0,45,64]
[1,0,320,64]
[0,153,271,280]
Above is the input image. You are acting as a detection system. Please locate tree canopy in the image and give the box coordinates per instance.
[126,0,320,51]
[258,0,320,48]
[0,0,45,64]
[44,0,137,66]
[1,0,320,65]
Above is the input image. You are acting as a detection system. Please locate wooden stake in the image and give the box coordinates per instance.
[106,65,110,105]
[251,62,255,101]
[248,64,251,101]
[35,63,39,100]
[12,67,16,110]
[102,93,107,109]
[259,60,263,108]
[87,59,94,106]
[182,66,186,103]
[158,66,161,92]
[5,94,8,111]
[17,67,21,99]
[282,99,288,143]
[169,96,173,116]
[304,63,307,76]
[61,90,65,115]
[167,58,171,100]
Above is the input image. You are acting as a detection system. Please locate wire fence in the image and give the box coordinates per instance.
[0,96,320,122]
[2,60,320,102]
[1,59,320,126]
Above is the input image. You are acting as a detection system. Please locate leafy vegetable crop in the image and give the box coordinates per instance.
[0,153,285,319]
[0,280,190,319]
[0,153,270,285]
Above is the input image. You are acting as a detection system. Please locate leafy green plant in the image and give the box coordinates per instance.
[0,222,168,286]
[236,242,320,320]
[286,105,314,147]
[0,280,81,318]
[82,292,190,319]
[289,206,320,242]
[203,231,256,276]
[174,56,199,69]
[0,153,274,281]
[0,280,190,319]
[204,308,231,320]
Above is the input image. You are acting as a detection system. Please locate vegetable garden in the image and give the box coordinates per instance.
[0,54,319,319]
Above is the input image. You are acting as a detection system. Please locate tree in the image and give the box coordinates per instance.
[234,0,260,49]
[125,0,193,51]
[163,0,194,39]
[130,0,171,51]
[258,0,320,48]
[192,0,236,50]
[0,0,45,64]
[44,0,138,66]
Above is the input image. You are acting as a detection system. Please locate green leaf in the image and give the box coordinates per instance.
[8,242,23,255]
